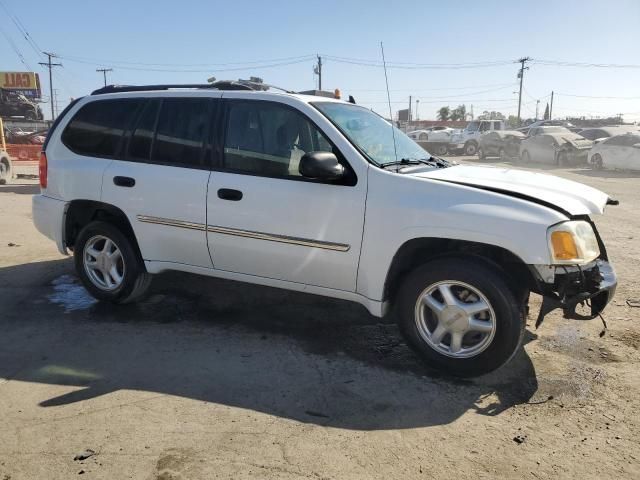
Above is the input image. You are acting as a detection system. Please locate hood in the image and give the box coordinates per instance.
[412,164,611,216]
[549,133,592,149]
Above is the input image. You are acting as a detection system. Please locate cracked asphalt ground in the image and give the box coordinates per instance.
[1,160,639,479]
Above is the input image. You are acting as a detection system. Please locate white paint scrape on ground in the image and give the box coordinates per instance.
[47,274,97,312]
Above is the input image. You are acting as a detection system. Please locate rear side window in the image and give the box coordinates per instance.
[152,98,209,167]
[62,99,142,157]
[127,100,160,161]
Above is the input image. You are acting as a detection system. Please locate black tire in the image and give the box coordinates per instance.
[499,148,508,163]
[74,221,152,304]
[395,257,525,377]
[435,144,448,156]
[521,150,531,164]
[464,142,477,156]
[477,147,486,161]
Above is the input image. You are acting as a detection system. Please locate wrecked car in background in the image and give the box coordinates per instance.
[477,130,526,161]
[520,132,593,166]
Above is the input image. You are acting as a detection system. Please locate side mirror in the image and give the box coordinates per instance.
[299,152,345,180]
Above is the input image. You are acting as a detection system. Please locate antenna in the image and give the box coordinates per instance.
[380,42,398,163]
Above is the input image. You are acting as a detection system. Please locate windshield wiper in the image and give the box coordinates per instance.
[381,156,453,169]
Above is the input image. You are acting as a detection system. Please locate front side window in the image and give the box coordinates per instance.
[152,98,209,167]
[313,102,429,166]
[62,99,142,157]
[223,101,335,177]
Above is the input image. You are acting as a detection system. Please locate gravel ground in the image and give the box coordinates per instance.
[1,159,638,479]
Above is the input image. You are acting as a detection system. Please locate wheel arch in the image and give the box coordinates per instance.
[383,237,535,307]
[65,200,142,259]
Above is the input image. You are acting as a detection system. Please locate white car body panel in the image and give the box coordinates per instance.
[590,136,640,171]
[356,167,568,301]
[416,164,609,215]
[101,160,213,268]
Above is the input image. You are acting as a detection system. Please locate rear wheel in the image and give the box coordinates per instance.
[396,258,525,377]
[521,150,531,164]
[435,144,448,156]
[74,221,152,304]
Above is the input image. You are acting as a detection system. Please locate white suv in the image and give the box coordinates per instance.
[33,83,617,376]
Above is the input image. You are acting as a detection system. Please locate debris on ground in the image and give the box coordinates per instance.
[6,243,19,247]
[73,450,96,461]
[513,435,527,444]
[626,299,640,308]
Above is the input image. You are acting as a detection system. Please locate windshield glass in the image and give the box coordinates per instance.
[313,102,431,166]
[465,121,479,132]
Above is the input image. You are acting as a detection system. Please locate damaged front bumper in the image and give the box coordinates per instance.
[533,259,617,327]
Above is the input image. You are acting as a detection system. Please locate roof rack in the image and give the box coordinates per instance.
[91,80,259,96]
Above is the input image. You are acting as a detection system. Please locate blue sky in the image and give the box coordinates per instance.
[1,0,639,121]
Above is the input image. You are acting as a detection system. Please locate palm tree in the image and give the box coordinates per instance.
[437,106,450,121]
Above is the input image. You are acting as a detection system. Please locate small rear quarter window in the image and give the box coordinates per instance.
[62,99,142,158]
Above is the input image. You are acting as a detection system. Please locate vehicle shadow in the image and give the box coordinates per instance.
[0,183,40,195]
[0,259,541,431]
[568,168,640,179]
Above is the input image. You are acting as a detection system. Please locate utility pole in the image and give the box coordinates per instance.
[415,99,419,120]
[408,96,412,123]
[550,90,554,119]
[96,68,113,87]
[535,99,540,121]
[39,52,62,121]
[516,57,531,123]
[314,55,322,90]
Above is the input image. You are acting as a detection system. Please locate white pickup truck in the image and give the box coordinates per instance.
[33,84,617,376]
[450,119,505,156]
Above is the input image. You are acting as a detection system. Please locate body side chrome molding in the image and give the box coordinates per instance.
[136,215,350,252]
[137,215,206,231]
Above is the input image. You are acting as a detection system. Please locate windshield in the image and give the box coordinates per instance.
[313,102,431,166]
[465,121,479,132]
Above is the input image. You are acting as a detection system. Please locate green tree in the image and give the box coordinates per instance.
[507,115,520,128]
[437,106,450,121]
[450,104,467,121]
[543,103,550,120]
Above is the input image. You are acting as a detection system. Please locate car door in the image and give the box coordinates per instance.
[102,94,220,268]
[601,136,626,168]
[206,97,367,291]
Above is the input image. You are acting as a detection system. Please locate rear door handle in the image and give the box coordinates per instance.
[217,188,243,201]
[113,176,135,188]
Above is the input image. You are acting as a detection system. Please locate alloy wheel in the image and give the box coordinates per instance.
[83,235,125,291]
[414,280,496,358]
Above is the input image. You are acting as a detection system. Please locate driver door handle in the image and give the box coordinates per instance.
[217,188,243,201]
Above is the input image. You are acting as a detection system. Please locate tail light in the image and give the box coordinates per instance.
[39,151,47,188]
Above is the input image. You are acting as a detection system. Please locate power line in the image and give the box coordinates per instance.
[39,52,62,120]
[56,55,314,73]
[96,68,113,87]
[533,59,640,69]
[0,23,32,70]
[555,92,640,100]
[0,0,43,59]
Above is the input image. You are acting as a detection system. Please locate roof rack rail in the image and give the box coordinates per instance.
[91,80,259,96]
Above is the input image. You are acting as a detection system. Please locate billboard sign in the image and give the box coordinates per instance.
[0,72,42,99]
[397,108,410,121]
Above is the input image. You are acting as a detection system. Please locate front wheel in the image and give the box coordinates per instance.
[396,258,525,377]
[464,142,477,156]
[435,144,448,156]
[74,221,152,304]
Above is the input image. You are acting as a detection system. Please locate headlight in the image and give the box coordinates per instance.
[547,220,600,264]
